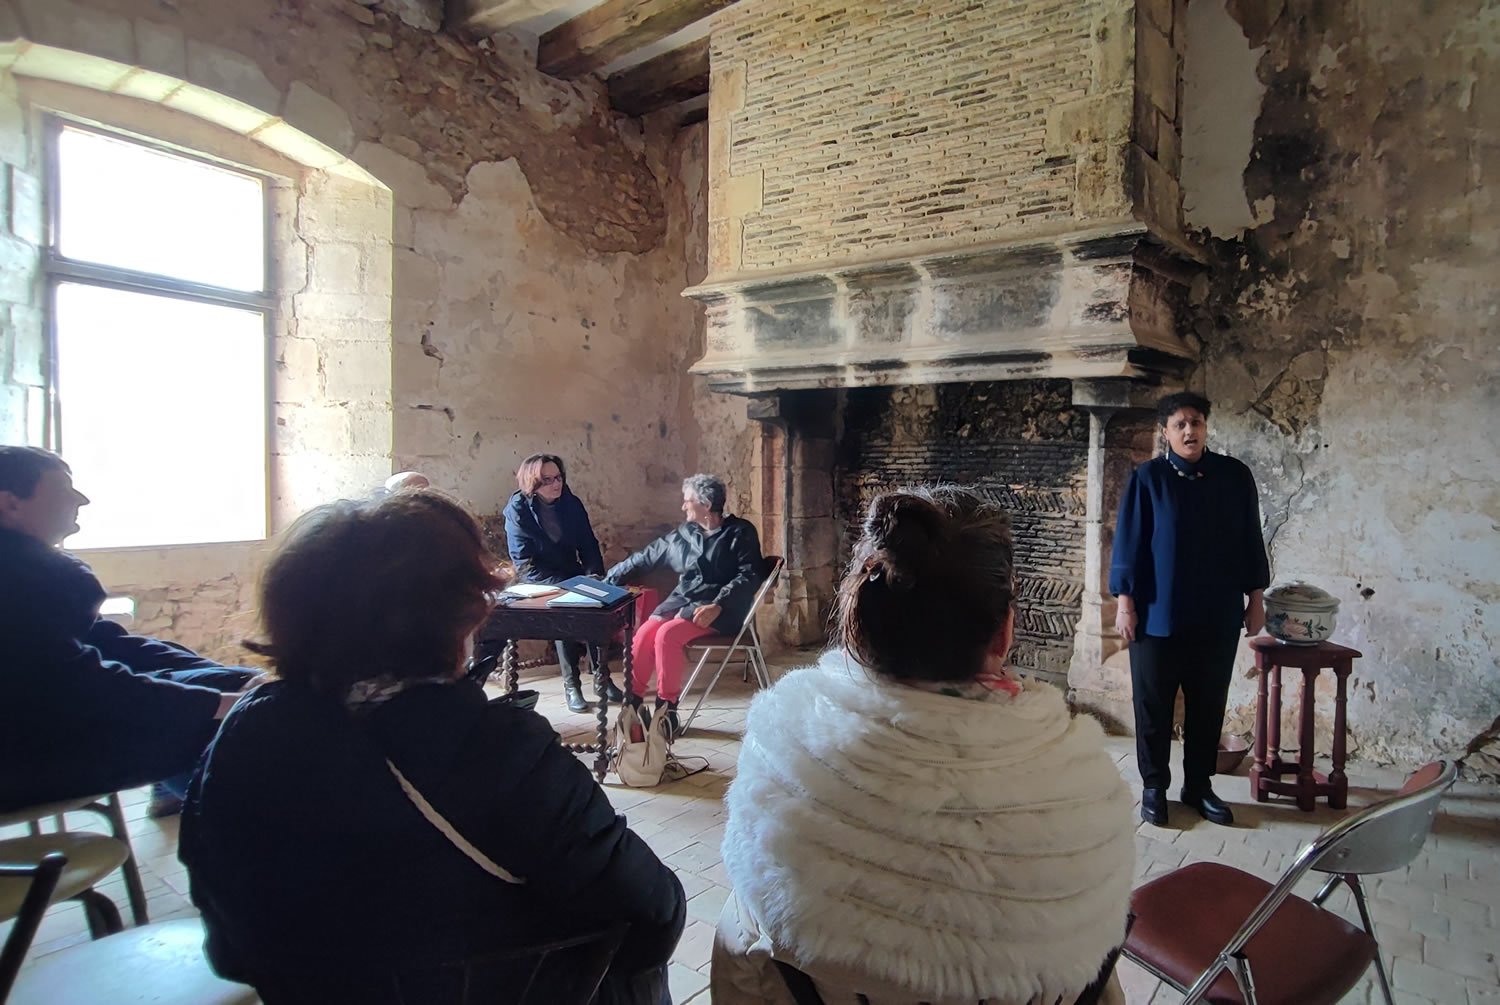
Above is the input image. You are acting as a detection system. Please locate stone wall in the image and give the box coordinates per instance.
[706,0,1146,276]
[835,381,1089,682]
[1177,0,1499,765]
[0,71,42,445]
[1,0,713,658]
[0,70,395,660]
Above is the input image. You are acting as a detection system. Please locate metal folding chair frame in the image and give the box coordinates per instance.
[1123,760,1458,1005]
[676,557,783,736]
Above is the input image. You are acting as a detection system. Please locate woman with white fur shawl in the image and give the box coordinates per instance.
[712,487,1135,1005]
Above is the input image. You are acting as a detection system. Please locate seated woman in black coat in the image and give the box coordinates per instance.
[179,491,685,1005]
[503,453,622,712]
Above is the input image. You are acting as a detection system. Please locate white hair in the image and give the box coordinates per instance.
[682,473,726,514]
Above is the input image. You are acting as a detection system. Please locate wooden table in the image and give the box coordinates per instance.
[473,593,637,782]
[1248,638,1361,811]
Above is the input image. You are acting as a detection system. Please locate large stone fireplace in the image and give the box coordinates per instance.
[686,0,1202,722]
[836,381,1090,686]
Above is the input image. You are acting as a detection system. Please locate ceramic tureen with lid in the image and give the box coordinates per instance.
[1263,582,1340,645]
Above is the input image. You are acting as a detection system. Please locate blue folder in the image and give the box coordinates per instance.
[546,576,632,608]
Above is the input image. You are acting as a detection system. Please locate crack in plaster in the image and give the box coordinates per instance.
[1261,446,1305,568]
[419,326,445,366]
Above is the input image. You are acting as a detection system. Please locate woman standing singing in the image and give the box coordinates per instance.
[1110,392,1270,827]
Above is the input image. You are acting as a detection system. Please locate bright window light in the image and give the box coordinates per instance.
[56,125,266,292]
[48,122,271,550]
[54,283,267,549]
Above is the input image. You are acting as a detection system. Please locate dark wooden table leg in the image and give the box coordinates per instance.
[1297,666,1318,811]
[622,604,636,706]
[504,639,519,694]
[1330,661,1351,809]
[1268,665,1283,772]
[591,644,610,781]
[1251,662,1269,802]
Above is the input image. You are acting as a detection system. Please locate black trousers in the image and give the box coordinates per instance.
[556,641,609,690]
[1129,629,1240,794]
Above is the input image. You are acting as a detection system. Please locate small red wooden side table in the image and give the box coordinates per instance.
[1248,638,1362,811]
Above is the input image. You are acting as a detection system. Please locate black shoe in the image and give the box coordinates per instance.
[563,683,591,713]
[598,678,624,703]
[655,698,680,738]
[1141,787,1168,826]
[628,694,651,734]
[1182,788,1235,825]
[148,784,184,819]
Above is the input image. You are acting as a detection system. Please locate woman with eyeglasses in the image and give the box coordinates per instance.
[502,454,623,712]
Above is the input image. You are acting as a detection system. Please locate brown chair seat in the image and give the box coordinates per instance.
[0,834,129,918]
[1127,862,1377,1005]
[8,918,259,1005]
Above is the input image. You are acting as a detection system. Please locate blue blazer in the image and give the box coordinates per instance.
[501,488,605,585]
[1109,451,1270,638]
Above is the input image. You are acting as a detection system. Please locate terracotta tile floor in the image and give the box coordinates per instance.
[5,655,1499,1004]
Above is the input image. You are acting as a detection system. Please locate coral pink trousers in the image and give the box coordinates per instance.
[629,616,716,702]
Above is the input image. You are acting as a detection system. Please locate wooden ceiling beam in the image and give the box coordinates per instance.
[446,0,575,35]
[606,36,709,117]
[539,0,733,79]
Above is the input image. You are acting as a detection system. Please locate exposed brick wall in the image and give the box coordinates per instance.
[835,381,1089,681]
[708,0,1138,273]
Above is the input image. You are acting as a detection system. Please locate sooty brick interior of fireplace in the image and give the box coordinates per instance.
[834,380,1088,682]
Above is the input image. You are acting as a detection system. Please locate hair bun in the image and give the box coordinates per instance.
[862,492,948,590]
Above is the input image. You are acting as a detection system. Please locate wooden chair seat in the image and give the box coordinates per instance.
[1127,862,1375,1004]
[8,918,259,1005]
[0,834,128,918]
[0,797,95,830]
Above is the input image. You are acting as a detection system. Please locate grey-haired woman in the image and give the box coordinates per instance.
[604,474,764,734]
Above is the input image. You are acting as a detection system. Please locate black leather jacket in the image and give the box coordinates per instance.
[605,516,764,635]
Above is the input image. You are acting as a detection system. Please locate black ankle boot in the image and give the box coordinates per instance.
[562,682,590,713]
[598,677,624,703]
[1181,787,1234,826]
[654,698,680,738]
[1141,787,1168,826]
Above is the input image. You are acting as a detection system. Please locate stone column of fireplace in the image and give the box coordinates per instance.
[1068,379,1164,731]
[747,390,840,649]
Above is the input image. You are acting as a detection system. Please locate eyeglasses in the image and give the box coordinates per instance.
[538,475,564,487]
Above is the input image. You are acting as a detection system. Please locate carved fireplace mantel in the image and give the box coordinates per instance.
[683,225,1201,395]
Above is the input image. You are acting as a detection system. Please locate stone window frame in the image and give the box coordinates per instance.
[40,113,278,545]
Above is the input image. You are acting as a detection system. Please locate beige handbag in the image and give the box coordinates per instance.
[611,702,673,787]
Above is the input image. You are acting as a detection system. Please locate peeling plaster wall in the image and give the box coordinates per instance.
[1,0,712,656]
[1181,0,1500,764]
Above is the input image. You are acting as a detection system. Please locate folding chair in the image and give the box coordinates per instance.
[676,556,783,737]
[1122,760,1458,1004]
[773,944,1123,1005]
